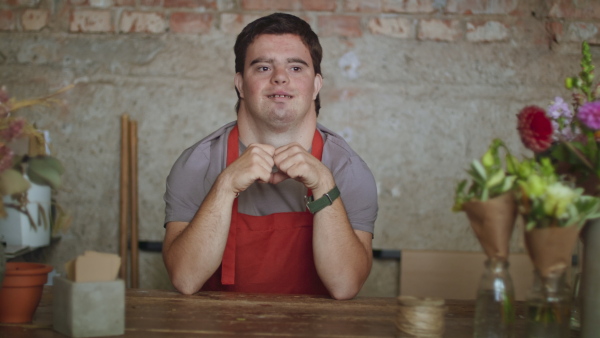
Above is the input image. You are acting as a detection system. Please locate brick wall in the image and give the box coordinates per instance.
[1,0,600,44]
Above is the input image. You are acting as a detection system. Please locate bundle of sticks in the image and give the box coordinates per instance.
[119,114,139,288]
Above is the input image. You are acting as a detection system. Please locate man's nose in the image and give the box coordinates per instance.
[271,67,288,84]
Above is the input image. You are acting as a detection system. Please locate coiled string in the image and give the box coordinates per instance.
[396,296,447,337]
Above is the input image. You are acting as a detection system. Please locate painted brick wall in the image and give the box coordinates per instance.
[3,0,600,294]
[0,0,596,43]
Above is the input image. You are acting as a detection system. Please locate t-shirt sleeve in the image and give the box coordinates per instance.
[334,156,378,236]
[163,143,211,226]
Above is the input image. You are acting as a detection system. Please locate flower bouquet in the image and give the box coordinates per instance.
[515,41,600,338]
[509,156,600,337]
[453,139,518,337]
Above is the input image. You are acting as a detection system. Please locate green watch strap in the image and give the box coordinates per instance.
[306,186,340,214]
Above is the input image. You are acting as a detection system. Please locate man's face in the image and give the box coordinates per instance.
[235,34,322,131]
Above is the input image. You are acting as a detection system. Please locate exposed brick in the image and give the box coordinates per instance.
[89,0,113,8]
[163,0,216,8]
[115,0,136,6]
[546,21,563,42]
[383,0,435,13]
[301,0,336,11]
[220,13,260,34]
[418,19,461,41]
[549,0,600,20]
[6,0,40,7]
[0,10,15,31]
[466,21,509,42]
[140,0,162,5]
[241,0,297,11]
[318,15,362,37]
[22,9,49,31]
[566,22,600,43]
[170,12,212,33]
[368,16,413,38]
[120,11,167,33]
[70,9,112,32]
[345,0,382,12]
[446,0,518,15]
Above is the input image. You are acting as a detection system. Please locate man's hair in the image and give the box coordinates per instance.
[234,12,323,116]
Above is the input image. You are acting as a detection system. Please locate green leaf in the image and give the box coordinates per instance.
[501,176,517,193]
[0,169,31,196]
[471,160,487,181]
[27,156,64,190]
[486,170,505,189]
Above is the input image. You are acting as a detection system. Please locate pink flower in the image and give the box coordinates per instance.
[517,106,553,153]
[577,101,600,130]
[0,118,25,142]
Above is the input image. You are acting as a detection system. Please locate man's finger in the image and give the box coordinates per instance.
[269,171,290,185]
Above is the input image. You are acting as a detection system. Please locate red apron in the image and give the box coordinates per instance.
[201,125,329,295]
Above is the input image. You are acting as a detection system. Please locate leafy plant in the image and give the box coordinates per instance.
[453,139,517,211]
[0,84,73,230]
[510,157,600,230]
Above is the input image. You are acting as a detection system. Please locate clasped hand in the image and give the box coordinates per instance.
[224,143,333,195]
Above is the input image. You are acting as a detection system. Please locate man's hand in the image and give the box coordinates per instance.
[226,142,333,197]
[222,143,276,194]
[271,143,334,195]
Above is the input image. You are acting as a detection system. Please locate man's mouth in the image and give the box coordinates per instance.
[268,94,292,98]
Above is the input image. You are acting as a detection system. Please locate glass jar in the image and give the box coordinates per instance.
[526,271,572,338]
[474,259,515,338]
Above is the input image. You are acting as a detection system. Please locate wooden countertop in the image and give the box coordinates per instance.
[0,286,581,337]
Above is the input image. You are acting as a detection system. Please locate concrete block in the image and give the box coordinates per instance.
[52,277,124,337]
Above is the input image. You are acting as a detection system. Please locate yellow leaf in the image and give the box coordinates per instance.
[0,169,30,196]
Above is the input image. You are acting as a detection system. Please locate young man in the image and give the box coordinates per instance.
[162,13,378,300]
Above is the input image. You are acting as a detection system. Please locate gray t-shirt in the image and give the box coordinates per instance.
[164,121,378,234]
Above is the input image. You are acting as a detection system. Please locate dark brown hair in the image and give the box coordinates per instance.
[234,13,323,115]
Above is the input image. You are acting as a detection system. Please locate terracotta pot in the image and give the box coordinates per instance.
[0,262,52,323]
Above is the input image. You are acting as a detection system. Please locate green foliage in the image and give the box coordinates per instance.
[566,41,595,102]
[27,156,65,190]
[453,139,517,211]
[513,157,600,230]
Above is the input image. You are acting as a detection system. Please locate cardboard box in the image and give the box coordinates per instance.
[52,276,124,337]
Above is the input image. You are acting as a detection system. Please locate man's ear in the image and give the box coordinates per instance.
[313,74,323,100]
[234,73,244,99]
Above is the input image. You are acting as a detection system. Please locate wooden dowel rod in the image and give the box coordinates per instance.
[119,114,130,282]
[129,120,139,288]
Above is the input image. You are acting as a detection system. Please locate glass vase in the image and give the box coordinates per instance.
[526,270,571,338]
[473,259,515,338]
[570,271,581,330]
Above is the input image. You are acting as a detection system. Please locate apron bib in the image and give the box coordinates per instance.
[202,125,329,295]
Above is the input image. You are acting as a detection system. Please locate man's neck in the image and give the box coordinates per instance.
[237,110,317,150]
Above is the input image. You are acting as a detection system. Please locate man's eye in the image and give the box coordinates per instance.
[291,67,302,71]
[258,66,270,72]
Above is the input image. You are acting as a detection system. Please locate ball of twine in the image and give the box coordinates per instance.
[396,296,447,337]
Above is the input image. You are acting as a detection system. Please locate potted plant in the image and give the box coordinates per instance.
[508,156,600,338]
[453,138,518,337]
[0,84,72,248]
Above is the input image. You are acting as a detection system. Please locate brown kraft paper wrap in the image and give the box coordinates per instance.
[524,226,580,278]
[462,192,517,261]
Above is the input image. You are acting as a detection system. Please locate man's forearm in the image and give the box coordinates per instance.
[163,177,236,295]
[312,199,373,300]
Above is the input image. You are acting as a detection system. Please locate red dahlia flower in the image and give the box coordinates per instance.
[517,105,553,153]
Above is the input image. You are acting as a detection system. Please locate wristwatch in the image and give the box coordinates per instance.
[305,186,340,214]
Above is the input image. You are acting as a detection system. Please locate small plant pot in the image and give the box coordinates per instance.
[0,262,53,323]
